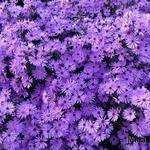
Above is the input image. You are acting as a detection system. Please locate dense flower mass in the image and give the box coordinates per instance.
[0,0,150,149]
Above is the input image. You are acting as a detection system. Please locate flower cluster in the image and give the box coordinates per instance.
[0,0,150,150]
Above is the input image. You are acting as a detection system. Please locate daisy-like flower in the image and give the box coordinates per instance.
[126,36,140,49]
[120,18,130,32]
[78,119,88,132]
[95,130,108,143]
[86,120,99,134]
[131,87,150,109]
[2,131,18,143]
[7,119,23,133]
[27,125,39,137]
[41,106,62,123]
[41,110,53,123]
[34,136,47,150]
[107,108,120,122]
[92,107,105,119]
[51,106,63,120]
[51,120,68,138]
[73,49,85,63]
[2,102,15,115]
[29,54,47,67]
[114,79,128,94]
[42,124,52,139]
[123,108,136,121]
[21,75,33,88]
[117,127,129,145]
[104,123,113,136]
[58,97,72,109]
[109,135,119,145]
[101,79,116,94]
[97,116,110,128]
[72,91,86,103]
[0,88,11,100]
[62,79,77,96]
[118,91,131,104]
[66,109,81,122]
[50,139,63,150]
[130,121,146,137]
[33,66,46,80]
[64,61,76,71]
[17,102,36,119]
[66,134,77,148]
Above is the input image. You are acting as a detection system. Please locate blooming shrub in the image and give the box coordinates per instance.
[0,0,150,149]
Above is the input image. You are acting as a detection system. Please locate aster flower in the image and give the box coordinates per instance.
[107,108,120,122]
[3,138,21,150]
[29,54,47,67]
[34,136,47,150]
[58,97,72,109]
[85,120,99,134]
[73,49,85,63]
[56,67,69,79]
[0,88,11,100]
[101,80,116,94]
[33,66,46,80]
[87,78,99,90]
[66,109,81,122]
[26,124,39,137]
[51,120,69,138]
[2,131,18,143]
[62,79,77,95]
[126,36,140,49]
[95,130,108,143]
[117,128,129,145]
[118,91,131,104]
[90,51,104,62]
[42,124,52,139]
[78,119,88,132]
[41,106,62,123]
[77,144,95,150]
[131,87,150,109]
[123,108,136,121]
[92,107,105,119]
[7,119,23,133]
[17,102,36,119]
[72,91,86,103]
[109,135,119,145]
[10,58,26,75]
[21,75,33,88]
[66,134,77,148]
[83,68,93,79]
[2,102,15,115]
[50,139,63,150]
[0,1,150,149]
[41,109,53,123]
[81,104,95,116]
[64,61,76,71]
[130,121,147,137]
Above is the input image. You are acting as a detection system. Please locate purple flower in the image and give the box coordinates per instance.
[17,102,36,119]
[109,135,119,145]
[123,108,136,121]
[0,1,150,149]
[131,87,150,109]
[33,66,46,80]
[107,108,120,122]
